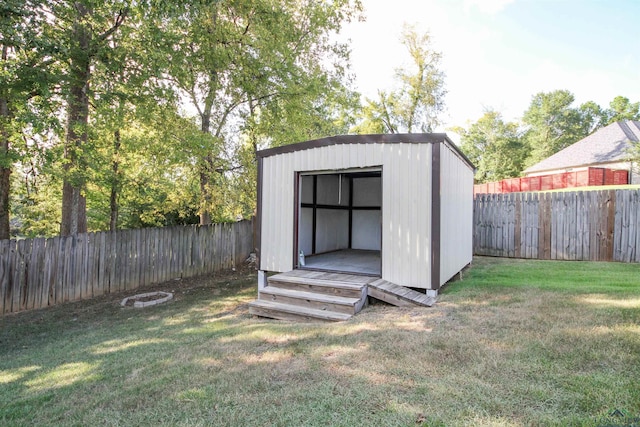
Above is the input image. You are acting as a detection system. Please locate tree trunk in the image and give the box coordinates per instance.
[0,46,11,239]
[0,150,10,240]
[199,155,213,226]
[199,93,214,226]
[60,9,90,236]
[199,172,212,225]
[109,129,121,231]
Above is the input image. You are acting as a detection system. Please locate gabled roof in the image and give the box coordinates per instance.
[257,133,475,169]
[523,121,640,174]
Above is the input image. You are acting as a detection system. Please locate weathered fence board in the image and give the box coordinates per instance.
[0,219,254,315]
[474,190,640,262]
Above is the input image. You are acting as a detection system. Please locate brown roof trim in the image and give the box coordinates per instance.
[430,142,441,291]
[255,156,264,270]
[257,133,475,170]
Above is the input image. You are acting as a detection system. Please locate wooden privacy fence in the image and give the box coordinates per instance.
[474,190,640,262]
[0,219,254,315]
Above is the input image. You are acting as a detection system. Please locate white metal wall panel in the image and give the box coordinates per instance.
[315,209,349,252]
[439,144,474,285]
[352,177,381,206]
[300,175,313,203]
[316,175,349,206]
[379,143,432,288]
[299,207,313,255]
[260,141,437,288]
[351,210,381,250]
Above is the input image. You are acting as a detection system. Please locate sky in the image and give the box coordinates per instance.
[340,0,640,137]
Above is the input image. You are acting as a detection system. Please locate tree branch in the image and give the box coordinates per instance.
[98,8,129,43]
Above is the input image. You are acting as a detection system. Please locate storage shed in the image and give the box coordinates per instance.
[250,134,474,321]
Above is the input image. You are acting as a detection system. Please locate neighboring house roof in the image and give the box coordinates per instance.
[523,120,640,174]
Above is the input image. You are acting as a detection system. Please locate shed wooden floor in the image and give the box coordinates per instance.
[279,268,378,285]
[302,249,380,276]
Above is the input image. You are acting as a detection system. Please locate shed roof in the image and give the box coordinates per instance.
[257,133,475,169]
[524,121,640,174]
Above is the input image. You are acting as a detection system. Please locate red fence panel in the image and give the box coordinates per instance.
[576,170,589,186]
[604,169,615,185]
[480,167,630,195]
[589,168,604,186]
[504,178,521,192]
[614,170,629,185]
[552,173,567,189]
[474,183,489,195]
[529,176,541,191]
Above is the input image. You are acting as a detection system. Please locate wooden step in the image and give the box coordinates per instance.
[248,300,352,322]
[268,273,366,299]
[283,269,377,283]
[259,287,361,315]
[368,279,436,307]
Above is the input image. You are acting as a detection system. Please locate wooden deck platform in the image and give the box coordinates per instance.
[249,270,436,322]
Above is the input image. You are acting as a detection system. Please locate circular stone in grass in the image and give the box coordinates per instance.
[120,291,173,308]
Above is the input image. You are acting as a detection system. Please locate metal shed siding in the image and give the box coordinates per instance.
[260,154,295,271]
[439,143,474,285]
[260,143,385,273]
[381,143,433,288]
[259,142,435,288]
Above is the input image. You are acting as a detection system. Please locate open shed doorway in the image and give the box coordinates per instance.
[296,168,382,276]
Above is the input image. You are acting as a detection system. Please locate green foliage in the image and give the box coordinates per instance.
[3,0,361,235]
[522,90,591,166]
[352,25,445,134]
[455,110,528,183]
[606,96,640,124]
[577,100,608,134]
[158,0,362,222]
[456,92,640,181]
[523,91,640,168]
[10,165,62,238]
[86,112,203,230]
[5,0,640,236]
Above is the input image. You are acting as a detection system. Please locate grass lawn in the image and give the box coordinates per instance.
[1,257,639,426]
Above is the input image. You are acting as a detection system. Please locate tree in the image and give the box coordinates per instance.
[605,96,640,124]
[86,5,182,231]
[161,0,362,224]
[522,90,595,166]
[352,25,446,134]
[232,73,360,220]
[47,1,131,236]
[454,110,527,183]
[2,1,361,236]
[577,100,608,134]
[0,0,59,239]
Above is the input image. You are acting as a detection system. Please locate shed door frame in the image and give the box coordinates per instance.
[293,167,383,273]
